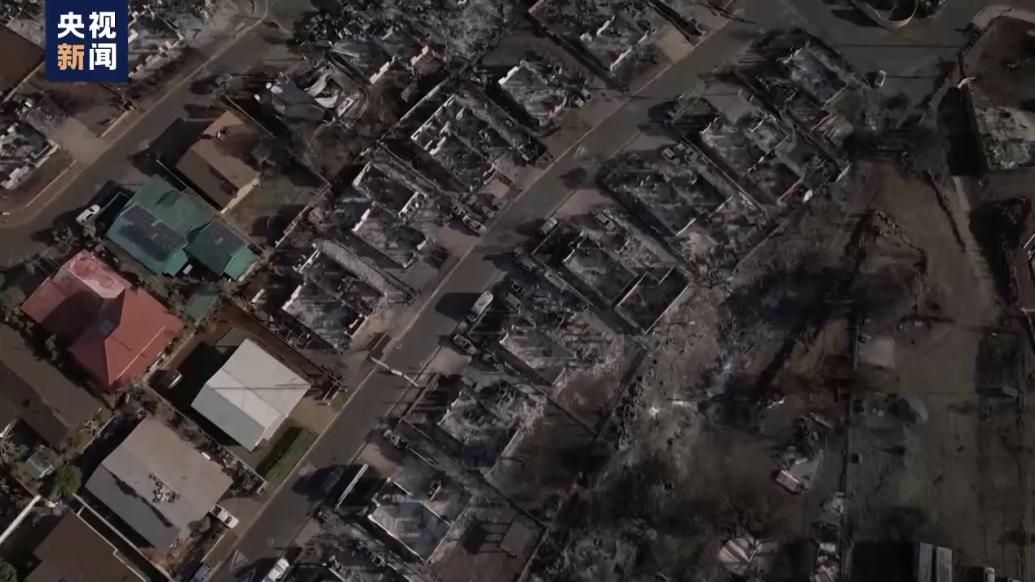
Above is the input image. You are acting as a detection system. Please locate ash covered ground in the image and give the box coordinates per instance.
[531,153,1033,582]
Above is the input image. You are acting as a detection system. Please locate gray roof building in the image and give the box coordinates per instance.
[84,416,232,549]
[191,339,310,451]
[0,327,102,448]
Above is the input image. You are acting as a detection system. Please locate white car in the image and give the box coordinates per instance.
[871,70,887,88]
[210,505,239,528]
[262,558,290,582]
[76,204,101,224]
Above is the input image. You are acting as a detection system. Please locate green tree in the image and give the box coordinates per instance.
[53,465,82,498]
[0,558,18,582]
[82,223,100,249]
[0,286,24,318]
[52,227,78,255]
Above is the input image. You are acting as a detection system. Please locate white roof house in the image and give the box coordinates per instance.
[191,339,310,450]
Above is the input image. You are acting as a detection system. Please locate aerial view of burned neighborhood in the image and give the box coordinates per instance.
[2,0,1035,580]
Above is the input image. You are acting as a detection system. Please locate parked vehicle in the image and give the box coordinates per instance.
[539,217,558,235]
[76,204,101,224]
[207,72,234,93]
[513,250,538,273]
[452,334,478,355]
[467,291,494,323]
[262,558,290,582]
[503,293,522,311]
[210,505,239,528]
[594,210,617,233]
[871,70,887,88]
[481,351,504,370]
[321,466,346,498]
[475,202,496,220]
[462,214,486,235]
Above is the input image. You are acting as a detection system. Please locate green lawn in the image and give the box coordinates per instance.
[256,426,318,486]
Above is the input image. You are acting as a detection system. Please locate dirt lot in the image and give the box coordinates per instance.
[835,162,1035,582]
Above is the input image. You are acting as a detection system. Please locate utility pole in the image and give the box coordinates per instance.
[370,356,422,387]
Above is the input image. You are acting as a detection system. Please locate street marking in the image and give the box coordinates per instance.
[229,550,247,569]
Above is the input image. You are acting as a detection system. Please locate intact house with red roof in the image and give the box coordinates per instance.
[21,250,183,392]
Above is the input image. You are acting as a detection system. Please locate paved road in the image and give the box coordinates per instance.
[211,23,755,582]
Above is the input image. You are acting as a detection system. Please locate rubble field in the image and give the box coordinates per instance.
[525,142,1035,582]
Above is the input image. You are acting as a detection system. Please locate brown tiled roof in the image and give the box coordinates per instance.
[27,513,144,582]
[70,289,182,392]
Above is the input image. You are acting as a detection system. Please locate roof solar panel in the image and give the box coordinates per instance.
[121,224,174,261]
[120,204,155,226]
[117,204,186,261]
[200,221,248,257]
[151,222,184,255]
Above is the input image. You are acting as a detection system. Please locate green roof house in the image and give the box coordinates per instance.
[186,222,258,281]
[106,177,257,280]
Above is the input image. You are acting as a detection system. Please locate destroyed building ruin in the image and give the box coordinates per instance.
[0,116,56,190]
[297,247,386,316]
[366,481,452,562]
[495,56,590,130]
[352,161,430,221]
[668,81,813,204]
[349,204,428,270]
[282,280,366,352]
[293,61,366,120]
[255,76,328,124]
[530,0,664,79]
[534,210,691,332]
[433,378,539,469]
[967,85,1035,170]
[358,434,472,563]
[404,83,542,191]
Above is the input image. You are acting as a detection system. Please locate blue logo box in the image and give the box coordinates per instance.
[45,0,129,82]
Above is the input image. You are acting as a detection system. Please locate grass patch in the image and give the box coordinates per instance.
[257,426,318,486]
[331,388,352,410]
